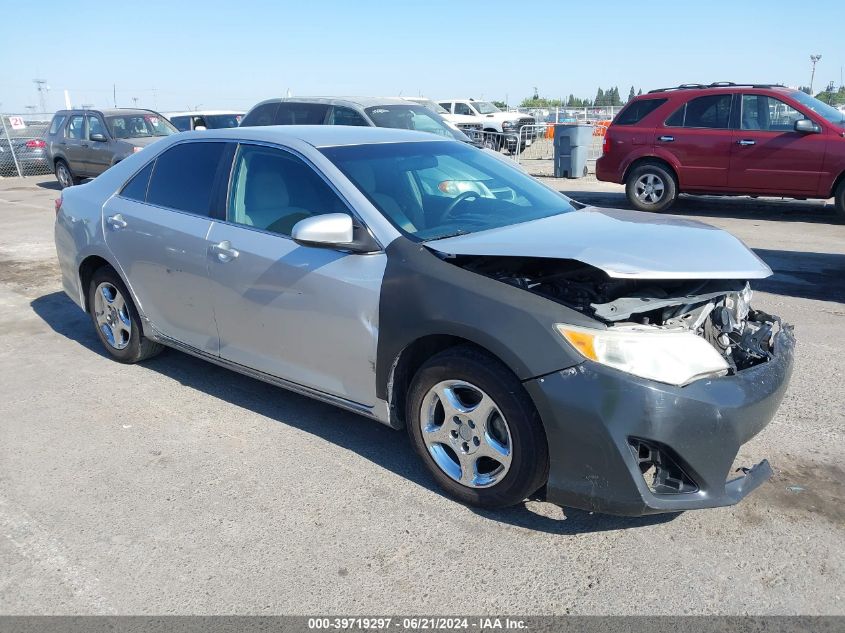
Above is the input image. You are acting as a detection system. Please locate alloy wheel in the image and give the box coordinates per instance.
[635,173,666,205]
[93,282,131,350]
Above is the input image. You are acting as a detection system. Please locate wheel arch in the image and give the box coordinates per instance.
[622,155,679,187]
[830,169,845,199]
[78,254,115,312]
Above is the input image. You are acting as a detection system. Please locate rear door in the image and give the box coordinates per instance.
[62,114,88,174]
[728,93,827,193]
[658,93,735,189]
[205,142,385,405]
[103,140,234,352]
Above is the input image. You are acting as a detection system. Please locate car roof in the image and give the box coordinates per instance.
[55,108,162,117]
[183,124,455,148]
[165,110,244,117]
[642,83,796,98]
[251,96,416,109]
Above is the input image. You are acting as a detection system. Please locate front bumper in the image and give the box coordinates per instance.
[524,328,795,516]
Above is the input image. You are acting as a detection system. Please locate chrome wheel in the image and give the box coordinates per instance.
[635,173,665,205]
[93,282,131,350]
[56,162,72,188]
[419,380,513,488]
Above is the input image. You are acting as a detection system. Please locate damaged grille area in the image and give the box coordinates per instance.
[628,438,698,494]
[447,254,783,373]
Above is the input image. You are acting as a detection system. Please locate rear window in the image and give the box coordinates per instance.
[274,103,329,125]
[146,142,227,215]
[614,99,667,125]
[665,94,733,129]
[240,102,279,127]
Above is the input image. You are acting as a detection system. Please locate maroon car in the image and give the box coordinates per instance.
[596,83,845,219]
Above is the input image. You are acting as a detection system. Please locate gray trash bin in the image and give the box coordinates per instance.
[553,124,592,178]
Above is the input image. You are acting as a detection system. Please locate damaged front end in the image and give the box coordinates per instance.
[448,254,788,379]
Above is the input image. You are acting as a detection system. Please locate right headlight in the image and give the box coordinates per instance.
[556,324,729,386]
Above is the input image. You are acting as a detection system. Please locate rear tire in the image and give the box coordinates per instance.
[55,159,81,189]
[625,162,678,213]
[88,266,163,363]
[406,345,549,509]
[834,180,845,222]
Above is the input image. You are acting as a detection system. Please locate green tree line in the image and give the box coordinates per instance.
[519,86,643,109]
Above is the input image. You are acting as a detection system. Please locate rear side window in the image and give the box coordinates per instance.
[49,115,67,135]
[240,102,279,127]
[274,103,329,125]
[146,142,227,215]
[120,161,154,201]
[615,98,667,125]
[665,94,733,129]
[170,116,191,131]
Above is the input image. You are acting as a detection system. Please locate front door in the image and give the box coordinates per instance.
[103,141,233,353]
[85,114,113,175]
[728,93,827,194]
[658,93,735,189]
[205,143,385,406]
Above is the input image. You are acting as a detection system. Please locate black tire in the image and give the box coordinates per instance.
[55,159,81,189]
[88,266,163,363]
[482,130,502,151]
[834,180,845,222]
[625,162,678,213]
[406,345,549,509]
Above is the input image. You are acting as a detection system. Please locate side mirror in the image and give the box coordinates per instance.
[90,133,108,142]
[795,119,821,134]
[292,213,380,253]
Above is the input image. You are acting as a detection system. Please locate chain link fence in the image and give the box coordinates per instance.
[1,112,53,178]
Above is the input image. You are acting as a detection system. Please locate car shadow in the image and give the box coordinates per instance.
[30,290,679,536]
[752,249,845,303]
[563,189,840,225]
[34,179,62,191]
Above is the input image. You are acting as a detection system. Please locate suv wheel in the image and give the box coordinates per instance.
[406,346,549,509]
[55,159,81,189]
[626,162,678,212]
[834,180,845,222]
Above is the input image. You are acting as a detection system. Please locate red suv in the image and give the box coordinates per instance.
[596,83,845,219]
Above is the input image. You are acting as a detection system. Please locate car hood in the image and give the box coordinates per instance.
[481,112,531,122]
[425,207,772,280]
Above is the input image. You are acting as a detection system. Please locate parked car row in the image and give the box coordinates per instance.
[597,82,845,217]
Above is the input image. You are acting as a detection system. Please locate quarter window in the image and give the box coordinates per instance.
[146,142,228,215]
[741,95,804,131]
[665,94,733,129]
[120,161,154,202]
[66,115,85,139]
[49,115,67,135]
[227,144,349,236]
[615,98,667,125]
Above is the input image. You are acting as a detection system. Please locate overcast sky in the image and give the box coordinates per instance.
[1,0,842,114]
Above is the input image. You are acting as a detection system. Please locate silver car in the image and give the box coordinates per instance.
[54,125,794,515]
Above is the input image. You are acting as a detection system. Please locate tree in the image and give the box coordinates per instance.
[637,89,643,96]
[595,88,605,106]
[492,100,507,109]
[628,86,636,103]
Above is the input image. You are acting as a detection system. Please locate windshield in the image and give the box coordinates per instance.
[472,101,500,114]
[364,104,466,142]
[321,141,576,241]
[790,91,845,126]
[107,114,177,139]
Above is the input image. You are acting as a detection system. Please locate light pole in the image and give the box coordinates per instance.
[810,54,822,94]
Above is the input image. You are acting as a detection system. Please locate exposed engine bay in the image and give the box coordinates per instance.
[449,254,784,373]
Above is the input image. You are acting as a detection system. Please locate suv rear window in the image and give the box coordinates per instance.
[665,94,733,129]
[274,103,329,125]
[614,98,667,125]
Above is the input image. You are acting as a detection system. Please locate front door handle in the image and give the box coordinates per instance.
[737,139,756,146]
[658,135,674,142]
[106,214,127,230]
[210,240,239,263]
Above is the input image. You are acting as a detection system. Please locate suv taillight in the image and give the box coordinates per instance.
[26,139,46,148]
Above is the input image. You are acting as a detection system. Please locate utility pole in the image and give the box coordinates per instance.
[33,79,48,113]
[132,97,139,108]
[113,84,117,108]
[810,54,822,94]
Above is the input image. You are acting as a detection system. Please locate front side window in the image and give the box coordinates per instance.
[227,144,349,236]
[454,102,473,116]
[49,115,67,135]
[327,106,368,127]
[87,115,106,139]
[146,142,227,215]
[107,114,177,139]
[615,98,667,125]
[665,94,732,129]
[274,103,330,125]
[741,95,804,131]
[66,115,85,139]
[321,140,577,241]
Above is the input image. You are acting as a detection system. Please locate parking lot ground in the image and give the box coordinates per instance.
[0,175,843,615]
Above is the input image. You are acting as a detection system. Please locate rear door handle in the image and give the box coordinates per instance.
[658,135,674,142]
[737,139,756,146]
[210,240,239,263]
[106,214,127,230]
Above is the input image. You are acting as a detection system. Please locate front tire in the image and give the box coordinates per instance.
[625,162,678,212]
[482,130,502,151]
[406,346,549,509]
[834,180,845,222]
[88,266,163,363]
